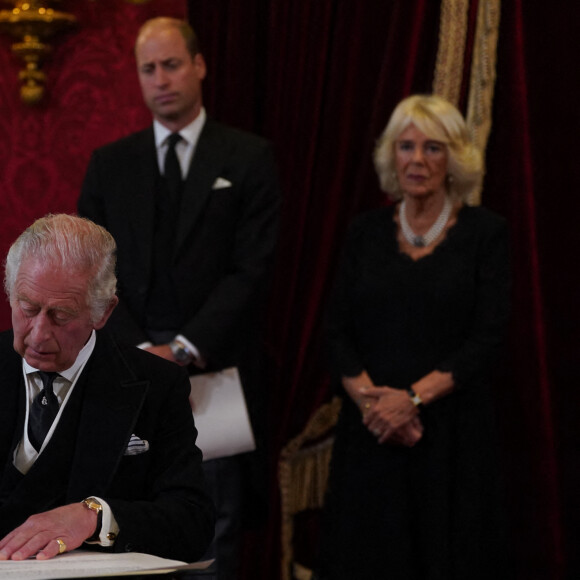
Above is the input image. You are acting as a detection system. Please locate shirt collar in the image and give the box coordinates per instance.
[153,107,207,149]
[23,329,97,384]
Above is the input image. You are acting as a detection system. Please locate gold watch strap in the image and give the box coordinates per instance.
[81,497,103,542]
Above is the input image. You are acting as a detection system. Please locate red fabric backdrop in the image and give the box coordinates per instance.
[188,1,579,578]
[0,1,578,578]
[0,0,186,329]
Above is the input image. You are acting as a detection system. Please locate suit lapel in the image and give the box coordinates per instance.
[67,332,149,499]
[0,333,26,478]
[175,119,228,253]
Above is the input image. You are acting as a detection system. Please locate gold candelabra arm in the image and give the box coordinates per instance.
[0,1,76,104]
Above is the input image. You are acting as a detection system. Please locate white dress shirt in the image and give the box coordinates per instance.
[154,107,206,178]
[138,109,208,364]
[15,330,118,546]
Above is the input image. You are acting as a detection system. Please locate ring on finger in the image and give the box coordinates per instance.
[373,429,380,437]
[56,538,67,554]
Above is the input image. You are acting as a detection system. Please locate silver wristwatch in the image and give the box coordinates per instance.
[407,388,424,408]
[169,339,194,365]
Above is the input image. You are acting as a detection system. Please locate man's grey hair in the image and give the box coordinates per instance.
[4,214,117,323]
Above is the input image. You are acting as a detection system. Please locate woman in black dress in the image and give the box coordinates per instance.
[318,95,510,579]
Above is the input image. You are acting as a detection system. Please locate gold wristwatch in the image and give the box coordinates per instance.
[81,497,103,543]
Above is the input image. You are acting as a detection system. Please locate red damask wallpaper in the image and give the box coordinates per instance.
[0,0,186,329]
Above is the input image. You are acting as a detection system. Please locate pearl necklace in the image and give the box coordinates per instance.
[399,197,453,247]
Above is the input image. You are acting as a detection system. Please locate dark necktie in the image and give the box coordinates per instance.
[146,134,184,330]
[164,133,183,203]
[28,371,60,452]
[146,133,183,330]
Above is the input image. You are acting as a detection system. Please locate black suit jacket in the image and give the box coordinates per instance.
[0,330,214,563]
[78,118,280,378]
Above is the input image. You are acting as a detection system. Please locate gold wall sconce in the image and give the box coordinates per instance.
[0,1,77,105]
[0,0,153,105]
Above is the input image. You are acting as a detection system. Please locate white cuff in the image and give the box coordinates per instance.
[88,496,119,547]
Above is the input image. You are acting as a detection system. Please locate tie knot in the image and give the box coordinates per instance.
[37,371,59,390]
[167,133,182,150]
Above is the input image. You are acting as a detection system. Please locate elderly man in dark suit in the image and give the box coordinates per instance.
[78,16,280,579]
[0,214,214,563]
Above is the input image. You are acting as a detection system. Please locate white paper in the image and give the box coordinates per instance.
[189,367,256,461]
[0,550,213,578]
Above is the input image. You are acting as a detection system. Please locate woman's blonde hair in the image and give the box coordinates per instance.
[373,94,483,201]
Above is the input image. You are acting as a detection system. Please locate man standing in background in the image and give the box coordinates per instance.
[78,16,280,579]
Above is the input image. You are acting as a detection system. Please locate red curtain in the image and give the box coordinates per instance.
[188,0,440,440]
[0,0,186,330]
[0,0,576,578]
[484,1,579,577]
[189,1,578,579]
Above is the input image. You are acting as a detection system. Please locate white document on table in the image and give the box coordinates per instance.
[189,367,256,461]
[0,550,213,578]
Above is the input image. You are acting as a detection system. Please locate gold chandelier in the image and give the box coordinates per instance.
[0,0,152,105]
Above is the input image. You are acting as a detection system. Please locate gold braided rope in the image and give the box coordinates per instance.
[278,397,342,580]
[434,0,501,206]
[466,0,501,205]
[433,0,470,106]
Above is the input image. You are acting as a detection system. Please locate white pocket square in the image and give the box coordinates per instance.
[212,177,232,190]
[124,434,150,456]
